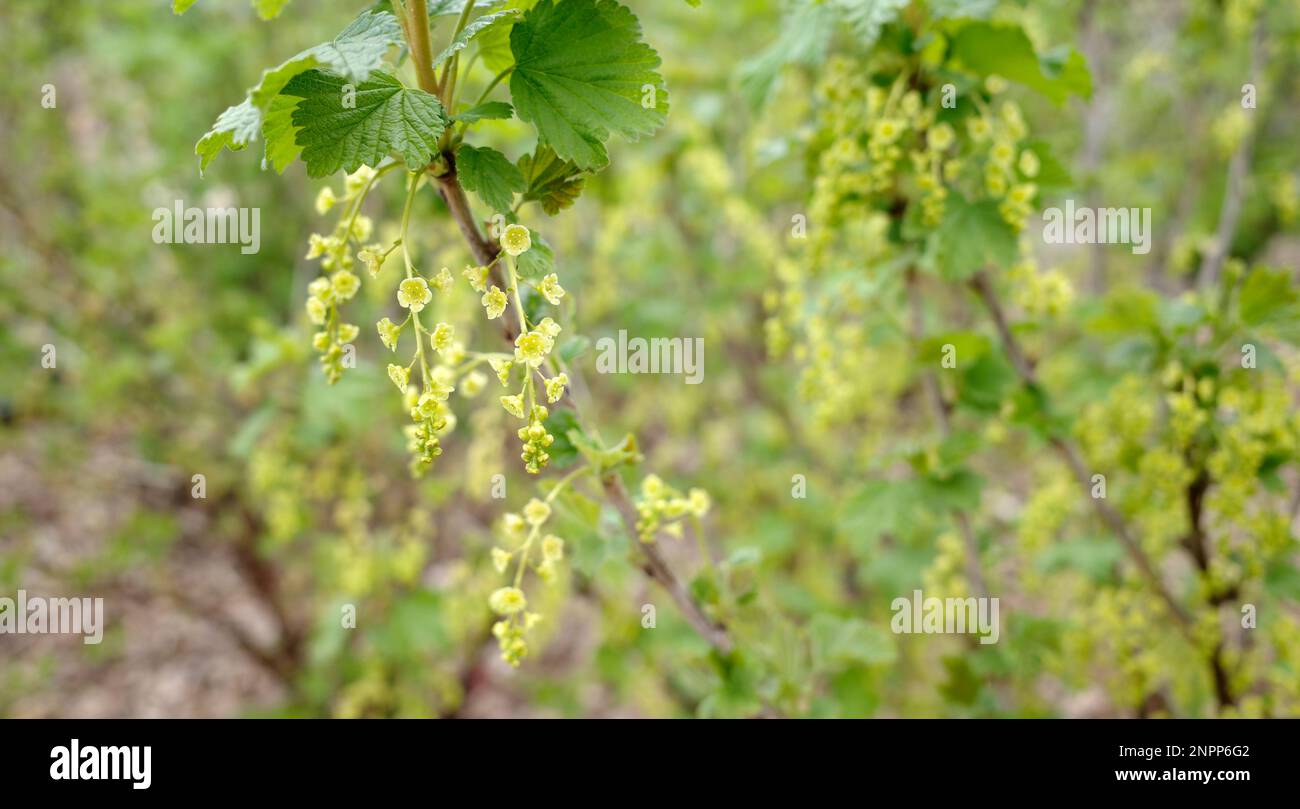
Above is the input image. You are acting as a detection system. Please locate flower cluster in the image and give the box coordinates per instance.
[633,474,711,543]
[303,167,387,383]
[489,496,566,666]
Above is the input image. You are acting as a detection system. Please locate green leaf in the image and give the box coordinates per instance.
[261,95,303,173]
[173,0,199,13]
[509,0,668,170]
[736,1,836,110]
[542,407,582,468]
[453,100,514,123]
[559,334,591,363]
[474,0,540,73]
[283,70,447,177]
[513,230,555,281]
[928,194,1017,280]
[519,145,586,215]
[1021,140,1072,188]
[431,10,520,68]
[810,614,898,670]
[195,10,403,173]
[1239,267,1300,328]
[948,21,1091,104]
[253,0,292,20]
[456,144,526,213]
[832,0,908,47]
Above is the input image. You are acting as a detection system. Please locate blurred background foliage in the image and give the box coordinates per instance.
[1,0,1298,717]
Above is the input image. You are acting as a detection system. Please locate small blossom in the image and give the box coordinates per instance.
[306,296,327,325]
[345,165,376,195]
[377,317,401,351]
[305,233,330,260]
[502,512,527,540]
[430,322,455,354]
[872,118,904,144]
[514,330,552,367]
[464,265,490,292]
[500,224,532,256]
[398,277,432,312]
[489,357,514,386]
[541,535,564,562]
[536,317,562,339]
[482,286,508,319]
[491,548,511,574]
[431,266,454,293]
[524,498,551,526]
[538,273,565,305]
[1018,150,1041,178]
[489,586,527,616]
[315,187,337,215]
[337,323,359,344]
[461,371,487,398]
[688,488,711,517]
[311,331,330,352]
[500,394,525,419]
[359,246,384,277]
[928,122,955,151]
[350,215,373,242]
[331,270,360,301]
[545,373,568,403]
[641,474,665,499]
[387,363,410,392]
[308,277,334,302]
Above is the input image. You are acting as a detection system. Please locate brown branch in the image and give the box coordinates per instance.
[602,475,733,654]
[423,157,732,654]
[969,271,1192,630]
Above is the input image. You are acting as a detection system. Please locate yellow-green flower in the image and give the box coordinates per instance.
[491,548,512,574]
[431,266,454,293]
[502,512,527,540]
[314,187,337,215]
[501,394,525,418]
[541,535,564,562]
[545,372,569,404]
[514,329,552,367]
[1018,150,1040,178]
[398,277,432,313]
[311,331,330,352]
[358,247,382,278]
[872,118,904,144]
[306,296,327,325]
[332,270,360,301]
[524,498,551,526]
[489,586,527,616]
[308,277,333,302]
[387,363,410,392]
[482,286,508,319]
[500,224,532,256]
[430,322,455,354]
[688,487,711,517]
[337,323,359,344]
[489,356,513,386]
[377,317,401,351]
[463,264,490,292]
[461,371,487,398]
[928,122,955,151]
[538,273,565,305]
[536,317,562,339]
